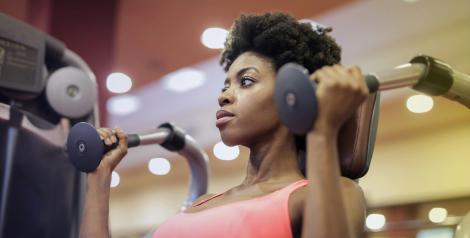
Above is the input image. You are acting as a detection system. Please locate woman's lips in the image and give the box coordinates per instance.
[216,110,235,127]
[216,116,234,127]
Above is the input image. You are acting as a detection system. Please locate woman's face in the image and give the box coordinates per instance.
[216,51,284,147]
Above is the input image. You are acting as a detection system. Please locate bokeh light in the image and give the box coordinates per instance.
[201,27,228,49]
[111,171,120,188]
[213,141,239,161]
[107,95,140,115]
[406,94,434,113]
[106,72,133,93]
[366,213,386,230]
[148,158,171,175]
[428,207,448,223]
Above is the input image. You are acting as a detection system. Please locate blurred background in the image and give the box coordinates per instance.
[1,0,470,237]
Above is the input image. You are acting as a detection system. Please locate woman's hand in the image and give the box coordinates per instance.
[94,127,128,175]
[310,65,369,135]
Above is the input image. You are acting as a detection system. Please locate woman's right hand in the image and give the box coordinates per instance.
[94,127,128,175]
[309,65,369,136]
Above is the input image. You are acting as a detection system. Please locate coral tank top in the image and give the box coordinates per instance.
[153,179,308,238]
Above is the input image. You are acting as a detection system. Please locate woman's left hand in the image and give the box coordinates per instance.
[309,65,369,134]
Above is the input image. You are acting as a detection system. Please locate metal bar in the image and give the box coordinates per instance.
[138,129,171,146]
[177,135,210,210]
[377,63,425,91]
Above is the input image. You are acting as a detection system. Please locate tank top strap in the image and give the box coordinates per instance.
[191,192,224,207]
[280,179,309,195]
[192,179,308,207]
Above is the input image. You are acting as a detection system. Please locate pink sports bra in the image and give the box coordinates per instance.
[153,179,308,238]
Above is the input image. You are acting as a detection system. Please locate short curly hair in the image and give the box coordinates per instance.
[220,12,342,176]
[220,12,341,73]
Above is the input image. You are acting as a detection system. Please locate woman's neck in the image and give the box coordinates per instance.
[241,127,304,187]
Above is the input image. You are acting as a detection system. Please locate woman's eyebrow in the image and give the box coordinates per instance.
[224,67,260,83]
[237,67,259,77]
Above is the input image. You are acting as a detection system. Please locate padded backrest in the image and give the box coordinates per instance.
[338,92,381,179]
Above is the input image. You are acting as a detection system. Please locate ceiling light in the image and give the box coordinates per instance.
[406,94,434,113]
[111,171,120,188]
[106,72,133,93]
[162,68,206,92]
[366,213,386,230]
[148,158,171,175]
[417,228,453,238]
[201,27,228,49]
[428,207,448,223]
[107,95,140,116]
[213,141,239,161]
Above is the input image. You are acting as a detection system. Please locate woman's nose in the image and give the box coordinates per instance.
[218,89,233,107]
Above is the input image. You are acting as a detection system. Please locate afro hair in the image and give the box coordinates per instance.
[220,12,341,73]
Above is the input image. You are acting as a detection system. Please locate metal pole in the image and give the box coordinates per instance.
[377,63,425,91]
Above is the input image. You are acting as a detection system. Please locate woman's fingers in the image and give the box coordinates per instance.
[349,66,369,95]
[96,127,128,171]
[313,65,367,94]
[311,65,349,86]
[97,128,117,145]
[97,128,109,145]
[308,64,369,131]
[115,128,128,157]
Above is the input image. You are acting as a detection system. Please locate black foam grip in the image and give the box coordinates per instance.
[103,141,118,154]
[158,123,186,151]
[127,134,140,148]
[102,133,140,154]
[365,74,380,93]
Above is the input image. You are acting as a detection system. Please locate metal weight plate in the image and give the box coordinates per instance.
[46,67,97,119]
[66,122,103,172]
[274,63,318,135]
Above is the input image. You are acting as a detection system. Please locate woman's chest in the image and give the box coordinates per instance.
[185,190,272,213]
[184,186,307,237]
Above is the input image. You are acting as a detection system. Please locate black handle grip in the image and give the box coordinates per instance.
[365,74,380,93]
[102,134,141,154]
[158,123,186,151]
[103,141,119,154]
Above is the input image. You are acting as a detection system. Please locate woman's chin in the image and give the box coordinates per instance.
[218,132,241,146]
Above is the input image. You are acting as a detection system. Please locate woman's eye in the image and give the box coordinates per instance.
[240,77,255,87]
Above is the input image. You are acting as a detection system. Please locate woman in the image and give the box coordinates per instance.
[80,12,369,238]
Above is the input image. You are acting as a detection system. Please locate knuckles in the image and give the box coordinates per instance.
[313,65,367,96]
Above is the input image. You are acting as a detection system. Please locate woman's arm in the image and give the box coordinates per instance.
[341,177,367,237]
[79,128,128,238]
[302,65,368,238]
[80,171,113,238]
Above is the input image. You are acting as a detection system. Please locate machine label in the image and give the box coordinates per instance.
[0,36,38,90]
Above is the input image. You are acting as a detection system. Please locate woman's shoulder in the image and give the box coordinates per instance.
[290,177,362,200]
[289,177,363,210]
